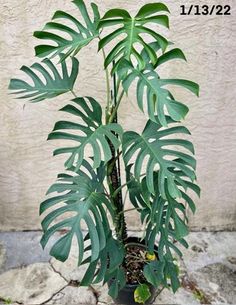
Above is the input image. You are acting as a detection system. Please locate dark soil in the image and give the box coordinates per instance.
[124,244,148,284]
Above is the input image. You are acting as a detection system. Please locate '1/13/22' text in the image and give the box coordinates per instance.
[180,5,231,16]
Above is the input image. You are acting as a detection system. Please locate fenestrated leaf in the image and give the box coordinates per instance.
[40,161,114,265]
[98,3,169,70]
[119,59,198,126]
[9,57,79,102]
[122,116,196,197]
[48,97,123,170]
[34,0,100,60]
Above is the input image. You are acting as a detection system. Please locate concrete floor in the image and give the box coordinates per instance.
[0,232,235,305]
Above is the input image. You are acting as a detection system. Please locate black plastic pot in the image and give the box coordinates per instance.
[109,237,161,305]
[112,282,157,305]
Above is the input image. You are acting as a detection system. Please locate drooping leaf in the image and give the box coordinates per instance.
[125,165,152,211]
[125,167,195,265]
[143,260,165,287]
[122,116,196,197]
[119,59,199,126]
[145,197,167,250]
[9,57,79,102]
[92,236,125,284]
[40,161,114,265]
[134,284,151,304]
[80,234,125,286]
[164,259,180,293]
[143,184,191,258]
[34,0,100,60]
[107,267,126,299]
[48,97,123,170]
[98,3,170,70]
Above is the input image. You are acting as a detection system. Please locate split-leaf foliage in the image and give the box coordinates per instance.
[9,1,199,303]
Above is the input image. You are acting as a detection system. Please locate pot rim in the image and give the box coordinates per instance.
[108,278,155,289]
[119,281,154,288]
[124,237,159,255]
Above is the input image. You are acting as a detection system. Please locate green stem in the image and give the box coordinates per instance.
[113,173,146,199]
[118,208,137,215]
[99,38,111,114]
[123,189,129,205]
[108,89,125,123]
[117,78,121,93]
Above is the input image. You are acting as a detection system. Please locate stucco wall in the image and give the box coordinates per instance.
[0,0,236,231]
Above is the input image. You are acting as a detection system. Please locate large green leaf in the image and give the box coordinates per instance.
[40,161,114,265]
[122,116,196,197]
[98,3,170,70]
[119,59,199,126]
[48,97,123,170]
[34,0,100,60]
[8,57,79,102]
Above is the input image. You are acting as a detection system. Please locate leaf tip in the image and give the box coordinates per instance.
[47,133,53,141]
[8,79,14,90]
[196,86,200,97]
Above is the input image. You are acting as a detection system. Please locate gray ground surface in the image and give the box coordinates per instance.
[0,231,235,305]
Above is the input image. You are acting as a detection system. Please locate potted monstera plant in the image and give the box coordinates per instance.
[9,1,200,304]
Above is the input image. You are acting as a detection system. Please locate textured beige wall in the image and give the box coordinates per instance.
[0,0,236,231]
